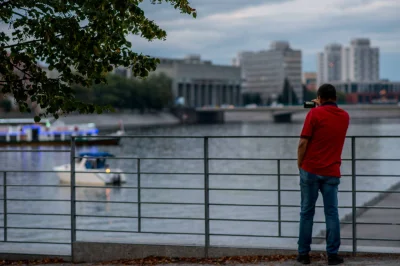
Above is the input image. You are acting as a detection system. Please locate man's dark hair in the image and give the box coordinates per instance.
[318,84,337,101]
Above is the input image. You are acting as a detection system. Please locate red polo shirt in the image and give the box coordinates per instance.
[300,102,349,177]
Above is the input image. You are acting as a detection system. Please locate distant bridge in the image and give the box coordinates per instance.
[191,104,400,123]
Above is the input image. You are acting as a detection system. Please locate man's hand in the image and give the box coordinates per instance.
[297,138,309,169]
[312,98,321,106]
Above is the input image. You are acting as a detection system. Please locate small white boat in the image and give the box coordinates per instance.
[53,152,127,186]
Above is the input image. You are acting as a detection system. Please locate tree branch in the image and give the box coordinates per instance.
[3,25,89,49]
[12,11,26,18]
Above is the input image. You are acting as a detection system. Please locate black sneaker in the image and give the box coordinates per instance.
[328,254,344,265]
[296,254,311,264]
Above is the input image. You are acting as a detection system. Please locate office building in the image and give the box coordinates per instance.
[317,38,379,86]
[235,41,302,103]
[317,43,343,86]
[151,55,242,107]
[346,38,379,82]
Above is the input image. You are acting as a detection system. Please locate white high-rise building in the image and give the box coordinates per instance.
[317,38,379,86]
[317,43,343,86]
[347,38,379,82]
[236,41,302,103]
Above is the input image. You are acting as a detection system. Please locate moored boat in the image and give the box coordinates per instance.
[0,119,123,146]
[53,152,127,185]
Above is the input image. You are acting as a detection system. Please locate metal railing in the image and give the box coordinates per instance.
[1,135,400,258]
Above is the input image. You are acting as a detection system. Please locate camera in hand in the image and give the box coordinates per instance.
[303,101,316,108]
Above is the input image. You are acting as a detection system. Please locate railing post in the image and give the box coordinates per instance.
[204,137,210,258]
[3,172,7,242]
[351,136,357,255]
[277,160,281,237]
[137,158,141,232]
[70,137,76,256]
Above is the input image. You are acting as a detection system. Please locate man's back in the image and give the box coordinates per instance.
[300,102,349,177]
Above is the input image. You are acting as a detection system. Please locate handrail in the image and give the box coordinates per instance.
[0,135,399,259]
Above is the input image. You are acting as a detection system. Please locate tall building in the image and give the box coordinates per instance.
[347,38,379,82]
[317,38,379,86]
[317,43,343,86]
[150,55,242,107]
[235,41,302,103]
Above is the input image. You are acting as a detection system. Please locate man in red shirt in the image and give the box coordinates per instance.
[296,84,350,265]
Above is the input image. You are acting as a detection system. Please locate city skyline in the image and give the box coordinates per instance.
[132,0,399,81]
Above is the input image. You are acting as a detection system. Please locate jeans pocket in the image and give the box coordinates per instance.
[300,169,315,185]
[326,176,341,185]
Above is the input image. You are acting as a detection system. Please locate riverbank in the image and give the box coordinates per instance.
[58,112,180,132]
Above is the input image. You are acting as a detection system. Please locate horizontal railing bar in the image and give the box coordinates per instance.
[76,229,139,233]
[357,222,400,226]
[75,214,138,219]
[209,173,277,176]
[75,200,203,205]
[0,150,70,153]
[7,199,69,202]
[356,206,400,210]
[208,218,351,225]
[355,190,400,193]
[140,187,204,191]
[209,158,295,161]
[209,188,277,192]
[75,185,138,189]
[5,184,70,188]
[0,170,70,173]
[75,229,204,235]
[7,226,70,231]
[356,158,400,161]
[0,240,70,245]
[356,237,400,242]
[209,203,353,208]
[76,214,203,221]
[209,233,354,240]
[3,186,399,193]
[68,156,400,161]
[73,171,138,175]
[357,174,400,177]
[210,203,278,207]
[67,135,400,139]
[74,156,203,160]
[142,202,203,206]
[76,200,137,204]
[8,212,70,216]
[139,172,203,175]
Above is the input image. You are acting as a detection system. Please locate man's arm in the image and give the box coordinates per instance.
[297,138,309,169]
[298,108,314,169]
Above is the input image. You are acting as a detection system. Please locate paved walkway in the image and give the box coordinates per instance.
[21,257,400,265]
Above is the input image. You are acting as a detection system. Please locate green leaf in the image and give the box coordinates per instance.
[1,0,195,119]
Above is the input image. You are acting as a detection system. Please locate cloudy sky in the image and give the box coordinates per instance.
[133,0,400,81]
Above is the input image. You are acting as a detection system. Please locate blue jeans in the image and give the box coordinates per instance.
[298,168,341,255]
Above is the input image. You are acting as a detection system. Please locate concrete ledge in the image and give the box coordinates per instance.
[73,242,369,263]
[73,242,204,262]
[0,253,70,262]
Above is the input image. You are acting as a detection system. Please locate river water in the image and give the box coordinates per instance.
[1,119,400,255]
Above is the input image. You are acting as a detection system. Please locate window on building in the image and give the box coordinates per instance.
[208,85,213,106]
[201,84,206,107]
[178,83,184,97]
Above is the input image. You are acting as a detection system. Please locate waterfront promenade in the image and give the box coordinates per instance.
[3,254,400,265]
